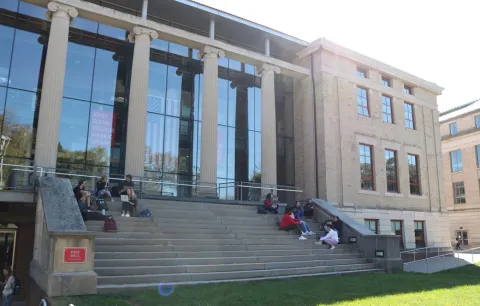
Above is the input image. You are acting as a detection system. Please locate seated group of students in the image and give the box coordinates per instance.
[264,194,341,249]
[73,174,137,218]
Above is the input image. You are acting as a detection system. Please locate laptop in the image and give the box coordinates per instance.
[121,195,129,202]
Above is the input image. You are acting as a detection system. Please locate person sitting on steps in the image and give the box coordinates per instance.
[120,174,134,193]
[121,187,137,217]
[96,175,113,202]
[279,207,308,240]
[316,224,339,249]
[73,180,91,210]
[264,193,279,214]
[293,201,304,220]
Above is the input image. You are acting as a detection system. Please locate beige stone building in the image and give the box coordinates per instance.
[440,100,480,247]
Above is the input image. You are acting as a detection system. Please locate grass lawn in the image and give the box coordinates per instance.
[55,264,480,306]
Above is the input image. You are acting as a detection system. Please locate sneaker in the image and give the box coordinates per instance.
[125,213,130,218]
[301,232,307,236]
[309,231,316,235]
[121,213,125,217]
[299,236,307,240]
[330,245,336,250]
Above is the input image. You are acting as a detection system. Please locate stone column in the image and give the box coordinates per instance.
[197,46,224,196]
[124,27,158,177]
[258,64,280,193]
[34,2,78,168]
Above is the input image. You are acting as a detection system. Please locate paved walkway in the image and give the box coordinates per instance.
[404,253,480,273]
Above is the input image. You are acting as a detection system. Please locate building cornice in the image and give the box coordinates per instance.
[297,38,444,95]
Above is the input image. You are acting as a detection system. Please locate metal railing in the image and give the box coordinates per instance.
[218,181,302,203]
[402,246,480,273]
[400,246,451,263]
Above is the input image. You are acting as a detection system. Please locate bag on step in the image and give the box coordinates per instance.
[257,206,267,214]
[139,209,152,218]
[104,215,117,232]
[96,197,109,211]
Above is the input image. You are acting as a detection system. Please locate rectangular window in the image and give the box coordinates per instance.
[357,87,369,117]
[453,182,466,204]
[357,67,367,78]
[449,123,458,135]
[365,219,379,234]
[404,103,415,129]
[408,154,421,195]
[404,85,413,95]
[382,95,393,123]
[385,149,399,193]
[359,144,374,190]
[382,76,391,87]
[414,221,425,248]
[475,115,480,128]
[476,145,480,167]
[391,220,404,249]
[450,150,463,172]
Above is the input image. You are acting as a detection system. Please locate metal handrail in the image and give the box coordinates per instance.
[403,246,480,273]
[400,246,444,254]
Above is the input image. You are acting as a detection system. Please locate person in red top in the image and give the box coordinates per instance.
[263,193,279,214]
[279,208,307,240]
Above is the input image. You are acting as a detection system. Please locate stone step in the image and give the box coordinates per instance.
[94,232,237,239]
[94,243,352,253]
[97,263,377,285]
[94,255,366,267]
[86,226,229,234]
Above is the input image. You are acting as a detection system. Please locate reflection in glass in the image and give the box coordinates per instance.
[192,121,201,176]
[9,30,44,91]
[3,89,37,158]
[217,126,227,178]
[0,87,6,133]
[148,61,167,114]
[0,26,14,87]
[57,98,89,164]
[163,117,179,173]
[64,42,95,101]
[151,39,168,52]
[18,2,47,20]
[145,113,165,171]
[87,103,114,166]
[98,24,126,40]
[165,66,181,117]
[169,43,188,57]
[92,49,119,105]
[71,17,98,34]
[0,0,19,12]
[218,79,228,126]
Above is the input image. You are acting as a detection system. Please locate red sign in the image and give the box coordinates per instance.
[63,247,87,264]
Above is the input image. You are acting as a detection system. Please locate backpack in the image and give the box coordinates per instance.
[257,206,267,214]
[139,209,152,218]
[104,216,117,232]
[13,279,20,295]
[96,198,109,211]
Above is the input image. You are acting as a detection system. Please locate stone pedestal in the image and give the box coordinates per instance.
[197,46,225,198]
[124,27,158,177]
[258,64,281,195]
[34,2,77,168]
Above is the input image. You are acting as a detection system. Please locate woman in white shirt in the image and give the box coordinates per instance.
[315,224,339,249]
[2,267,15,306]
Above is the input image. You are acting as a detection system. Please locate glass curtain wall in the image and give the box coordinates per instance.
[144,41,203,197]
[56,18,131,187]
[217,58,262,200]
[0,1,50,189]
[275,74,295,203]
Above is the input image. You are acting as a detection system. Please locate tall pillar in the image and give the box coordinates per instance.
[34,2,78,168]
[258,64,280,192]
[197,46,224,196]
[124,27,158,177]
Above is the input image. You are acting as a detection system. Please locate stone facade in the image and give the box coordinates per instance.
[294,44,450,249]
[440,101,480,247]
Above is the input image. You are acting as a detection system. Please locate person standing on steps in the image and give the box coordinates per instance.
[316,224,339,249]
[279,208,307,240]
[2,267,15,306]
[264,193,279,214]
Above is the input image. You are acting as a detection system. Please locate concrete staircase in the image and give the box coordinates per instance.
[85,200,380,293]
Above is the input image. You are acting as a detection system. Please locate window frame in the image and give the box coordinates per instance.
[453,181,466,204]
[385,149,399,193]
[381,76,391,87]
[382,95,394,124]
[356,87,370,117]
[475,115,480,129]
[450,150,463,173]
[391,220,405,249]
[449,122,458,135]
[476,145,480,168]
[408,154,421,195]
[404,85,413,95]
[404,102,415,130]
[357,67,367,78]
[364,219,379,234]
[359,143,375,191]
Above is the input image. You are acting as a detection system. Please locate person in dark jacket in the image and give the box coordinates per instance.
[73,180,91,209]
[293,201,304,220]
[96,175,112,200]
[263,193,278,214]
[303,200,314,219]
[120,174,134,192]
[332,216,342,243]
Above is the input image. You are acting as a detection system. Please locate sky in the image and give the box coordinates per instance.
[196,0,479,112]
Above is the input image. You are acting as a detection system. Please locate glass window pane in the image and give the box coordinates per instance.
[91,49,118,105]
[71,17,98,33]
[193,74,202,121]
[217,125,227,178]
[254,132,261,181]
[145,113,164,171]
[218,57,228,69]
[0,87,6,133]
[9,30,44,91]
[169,43,188,57]
[18,2,46,20]
[151,39,168,52]
[0,0,18,11]
[245,64,255,75]
[254,87,262,132]
[247,87,255,131]
[98,24,126,40]
[148,61,167,114]
[0,26,14,87]
[64,42,95,101]
[192,121,201,175]
[57,98,89,164]
[228,82,236,127]
[229,59,241,71]
[248,130,255,181]
[227,127,235,179]
[163,116,179,173]
[3,89,37,158]
[165,66,181,117]
[218,79,228,126]
[87,103,114,166]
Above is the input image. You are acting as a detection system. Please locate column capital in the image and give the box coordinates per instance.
[256,63,281,76]
[46,2,78,22]
[128,26,158,43]
[197,46,225,60]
